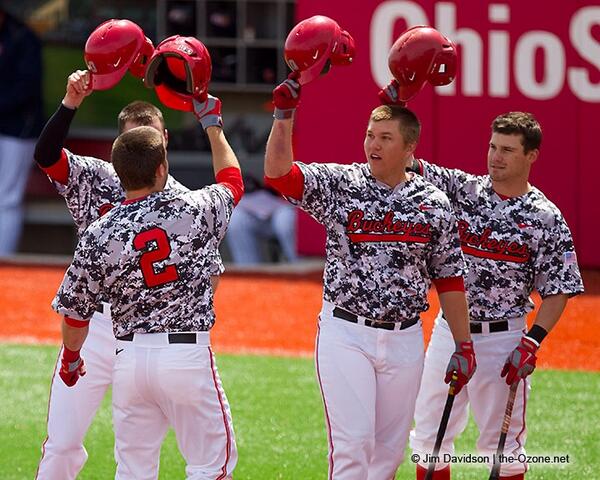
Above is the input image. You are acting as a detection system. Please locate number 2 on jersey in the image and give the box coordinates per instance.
[133,227,180,288]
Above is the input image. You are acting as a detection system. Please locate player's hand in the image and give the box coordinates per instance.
[501,336,538,385]
[444,340,477,394]
[378,79,407,106]
[59,346,86,387]
[63,70,93,109]
[273,74,301,119]
[192,94,223,131]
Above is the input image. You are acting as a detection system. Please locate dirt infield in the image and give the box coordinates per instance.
[0,265,598,371]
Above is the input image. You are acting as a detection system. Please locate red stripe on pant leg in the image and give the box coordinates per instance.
[208,346,233,480]
[315,321,334,480]
[35,347,63,479]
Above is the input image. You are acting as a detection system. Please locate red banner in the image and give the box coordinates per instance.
[293,0,600,267]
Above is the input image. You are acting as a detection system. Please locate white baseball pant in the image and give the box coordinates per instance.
[316,301,425,480]
[112,332,237,480]
[36,308,115,479]
[410,313,530,476]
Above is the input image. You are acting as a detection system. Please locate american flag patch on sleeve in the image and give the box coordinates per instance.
[563,251,577,265]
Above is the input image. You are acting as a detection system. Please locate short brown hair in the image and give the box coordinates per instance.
[111,126,166,191]
[492,112,542,153]
[117,101,165,134]
[369,105,421,145]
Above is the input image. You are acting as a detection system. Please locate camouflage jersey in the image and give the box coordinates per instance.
[417,159,584,320]
[52,186,234,337]
[290,162,466,322]
[51,149,224,275]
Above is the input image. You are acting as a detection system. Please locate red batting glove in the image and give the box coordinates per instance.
[378,79,407,106]
[501,336,538,385]
[445,340,477,394]
[273,74,301,119]
[192,94,223,130]
[59,346,86,387]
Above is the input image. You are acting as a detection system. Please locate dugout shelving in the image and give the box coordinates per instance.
[157,0,296,92]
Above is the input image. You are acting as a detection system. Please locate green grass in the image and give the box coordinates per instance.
[1,344,598,479]
[43,45,185,129]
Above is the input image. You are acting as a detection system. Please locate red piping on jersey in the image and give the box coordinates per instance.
[64,316,90,328]
[122,195,150,205]
[417,159,424,176]
[461,245,529,264]
[264,163,304,200]
[348,233,430,243]
[40,149,69,185]
[315,322,335,480]
[215,166,244,205]
[208,346,233,479]
[432,276,465,293]
[34,348,63,479]
[494,189,511,201]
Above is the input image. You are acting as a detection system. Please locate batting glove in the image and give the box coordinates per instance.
[501,336,538,385]
[378,79,407,106]
[59,346,86,387]
[445,340,477,394]
[273,74,301,119]
[193,94,223,130]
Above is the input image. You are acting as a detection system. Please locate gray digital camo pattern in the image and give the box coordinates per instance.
[52,186,233,336]
[418,159,584,320]
[289,162,466,322]
[50,149,224,275]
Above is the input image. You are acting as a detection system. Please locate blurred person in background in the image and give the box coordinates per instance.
[226,173,298,264]
[0,5,44,255]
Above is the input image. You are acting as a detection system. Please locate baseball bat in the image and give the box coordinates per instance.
[424,373,458,480]
[488,380,520,480]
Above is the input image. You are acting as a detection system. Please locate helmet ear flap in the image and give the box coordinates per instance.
[330,30,355,66]
[129,36,155,79]
[428,45,457,86]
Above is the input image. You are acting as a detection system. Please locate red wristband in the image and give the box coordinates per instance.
[62,345,81,362]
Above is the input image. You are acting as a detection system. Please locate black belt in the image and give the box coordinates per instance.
[442,314,509,334]
[332,307,419,331]
[469,321,509,334]
[95,303,107,315]
[116,332,198,344]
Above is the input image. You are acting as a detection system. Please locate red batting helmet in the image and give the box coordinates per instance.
[84,19,151,91]
[144,35,212,112]
[388,26,457,102]
[284,15,355,85]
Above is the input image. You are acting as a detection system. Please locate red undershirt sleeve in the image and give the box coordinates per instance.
[64,316,90,328]
[264,163,304,201]
[215,167,244,205]
[41,149,70,185]
[432,276,465,293]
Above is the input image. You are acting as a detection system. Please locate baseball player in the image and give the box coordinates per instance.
[33,70,224,479]
[52,123,242,478]
[263,76,477,479]
[369,105,583,478]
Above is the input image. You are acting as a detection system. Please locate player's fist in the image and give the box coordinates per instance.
[63,70,93,109]
[501,336,538,385]
[193,94,223,131]
[59,346,86,387]
[273,74,301,119]
[378,79,407,107]
[445,340,477,394]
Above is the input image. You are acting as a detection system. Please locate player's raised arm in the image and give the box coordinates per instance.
[33,70,93,184]
[265,75,300,178]
[192,94,244,205]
